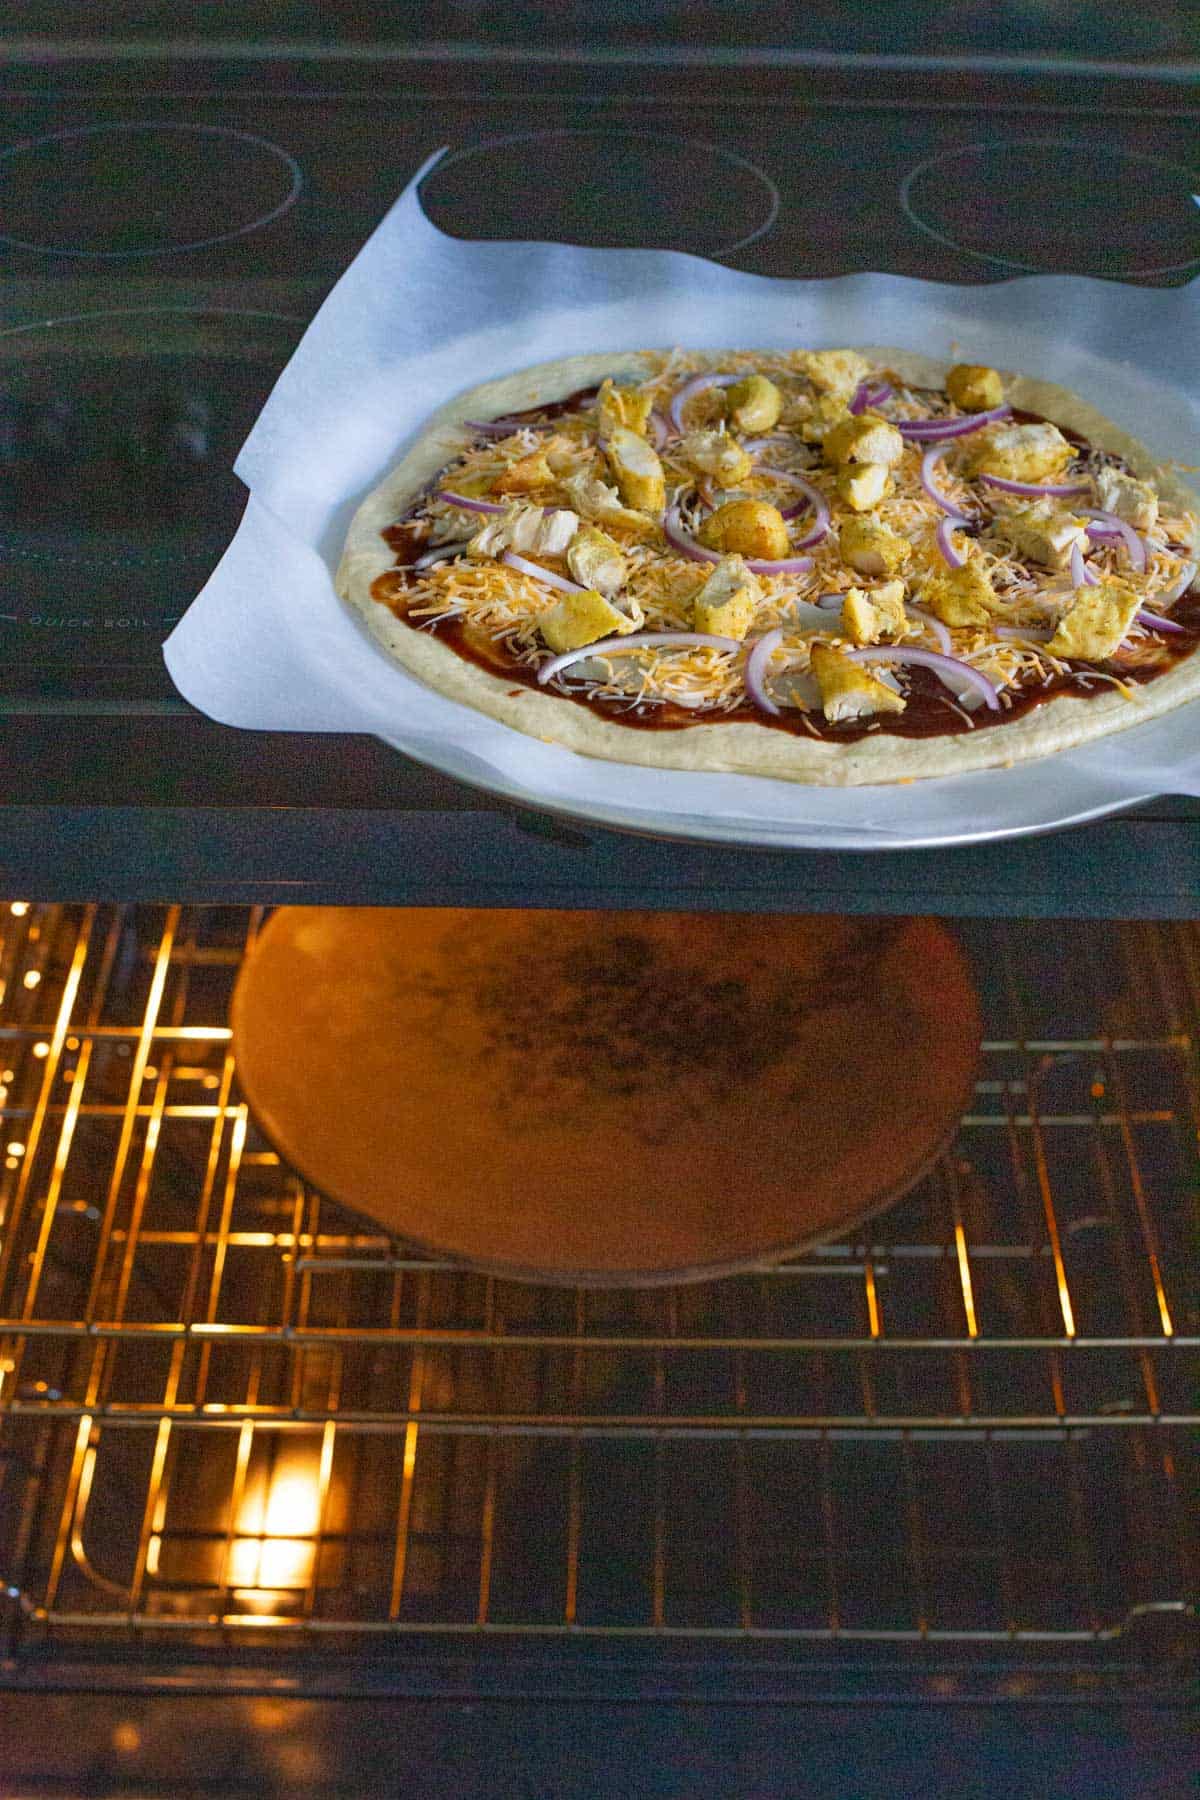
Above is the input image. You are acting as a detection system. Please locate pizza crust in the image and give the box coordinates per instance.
[335,348,1200,786]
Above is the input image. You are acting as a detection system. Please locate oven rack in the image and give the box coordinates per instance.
[0,905,1195,1692]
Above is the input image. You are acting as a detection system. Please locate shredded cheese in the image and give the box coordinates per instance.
[383,350,1195,725]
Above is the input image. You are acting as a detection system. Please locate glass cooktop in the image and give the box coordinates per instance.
[0,59,1196,713]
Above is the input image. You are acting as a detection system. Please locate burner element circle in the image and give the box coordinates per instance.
[0,122,303,258]
[420,129,779,259]
[900,138,1200,278]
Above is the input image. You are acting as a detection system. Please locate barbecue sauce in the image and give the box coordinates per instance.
[373,569,1200,742]
[381,519,431,561]
[493,383,601,424]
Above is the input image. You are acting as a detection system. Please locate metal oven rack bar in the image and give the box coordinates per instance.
[0,904,1195,1702]
[1,797,1200,917]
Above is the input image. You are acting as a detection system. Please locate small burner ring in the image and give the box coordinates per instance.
[420,128,779,259]
[900,138,1200,278]
[0,121,303,259]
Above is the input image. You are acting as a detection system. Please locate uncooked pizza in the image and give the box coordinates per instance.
[336,347,1200,785]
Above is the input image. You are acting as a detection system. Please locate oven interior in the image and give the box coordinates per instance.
[0,904,1194,1706]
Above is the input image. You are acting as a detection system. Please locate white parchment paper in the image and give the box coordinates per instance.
[164,152,1200,848]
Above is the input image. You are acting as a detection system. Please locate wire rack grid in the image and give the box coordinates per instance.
[0,904,1195,1685]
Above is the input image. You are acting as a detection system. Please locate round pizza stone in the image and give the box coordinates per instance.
[230,907,980,1286]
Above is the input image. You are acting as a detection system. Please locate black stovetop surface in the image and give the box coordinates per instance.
[0,42,1197,905]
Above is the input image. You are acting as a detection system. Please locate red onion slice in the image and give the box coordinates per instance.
[668,372,739,437]
[921,445,973,523]
[647,410,670,449]
[898,404,1011,441]
[662,506,813,576]
[413,542,470,570]
[993,623,1055,642]
[745,553,814,577]
[1157,559,1197,605]
[537,629,741,686]
[846,645,1002,710]
[438,489,506,515]
[502,550,584,593]
[904,603,952,654]
[464,395,599,435]
[740,434,795,455]
[849,380,894,416]
[979,473,1090,498]
[1083,508,1147,572]
[743,626,784,716]
[755,466,831,545]
[1069,541,1099,589]
[1136,609,1187,635]
[463,417,549,439]
[936,517,967,569]
[663,508,721,564]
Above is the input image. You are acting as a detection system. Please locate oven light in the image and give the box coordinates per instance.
[9,903,29,917]
[22,971,40,989]
[262,1472,322,1538]
[228,1536,316,1591]
[231,1464,324,1592]
[228,1537,264,1587]
[258,1538,316,1590]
